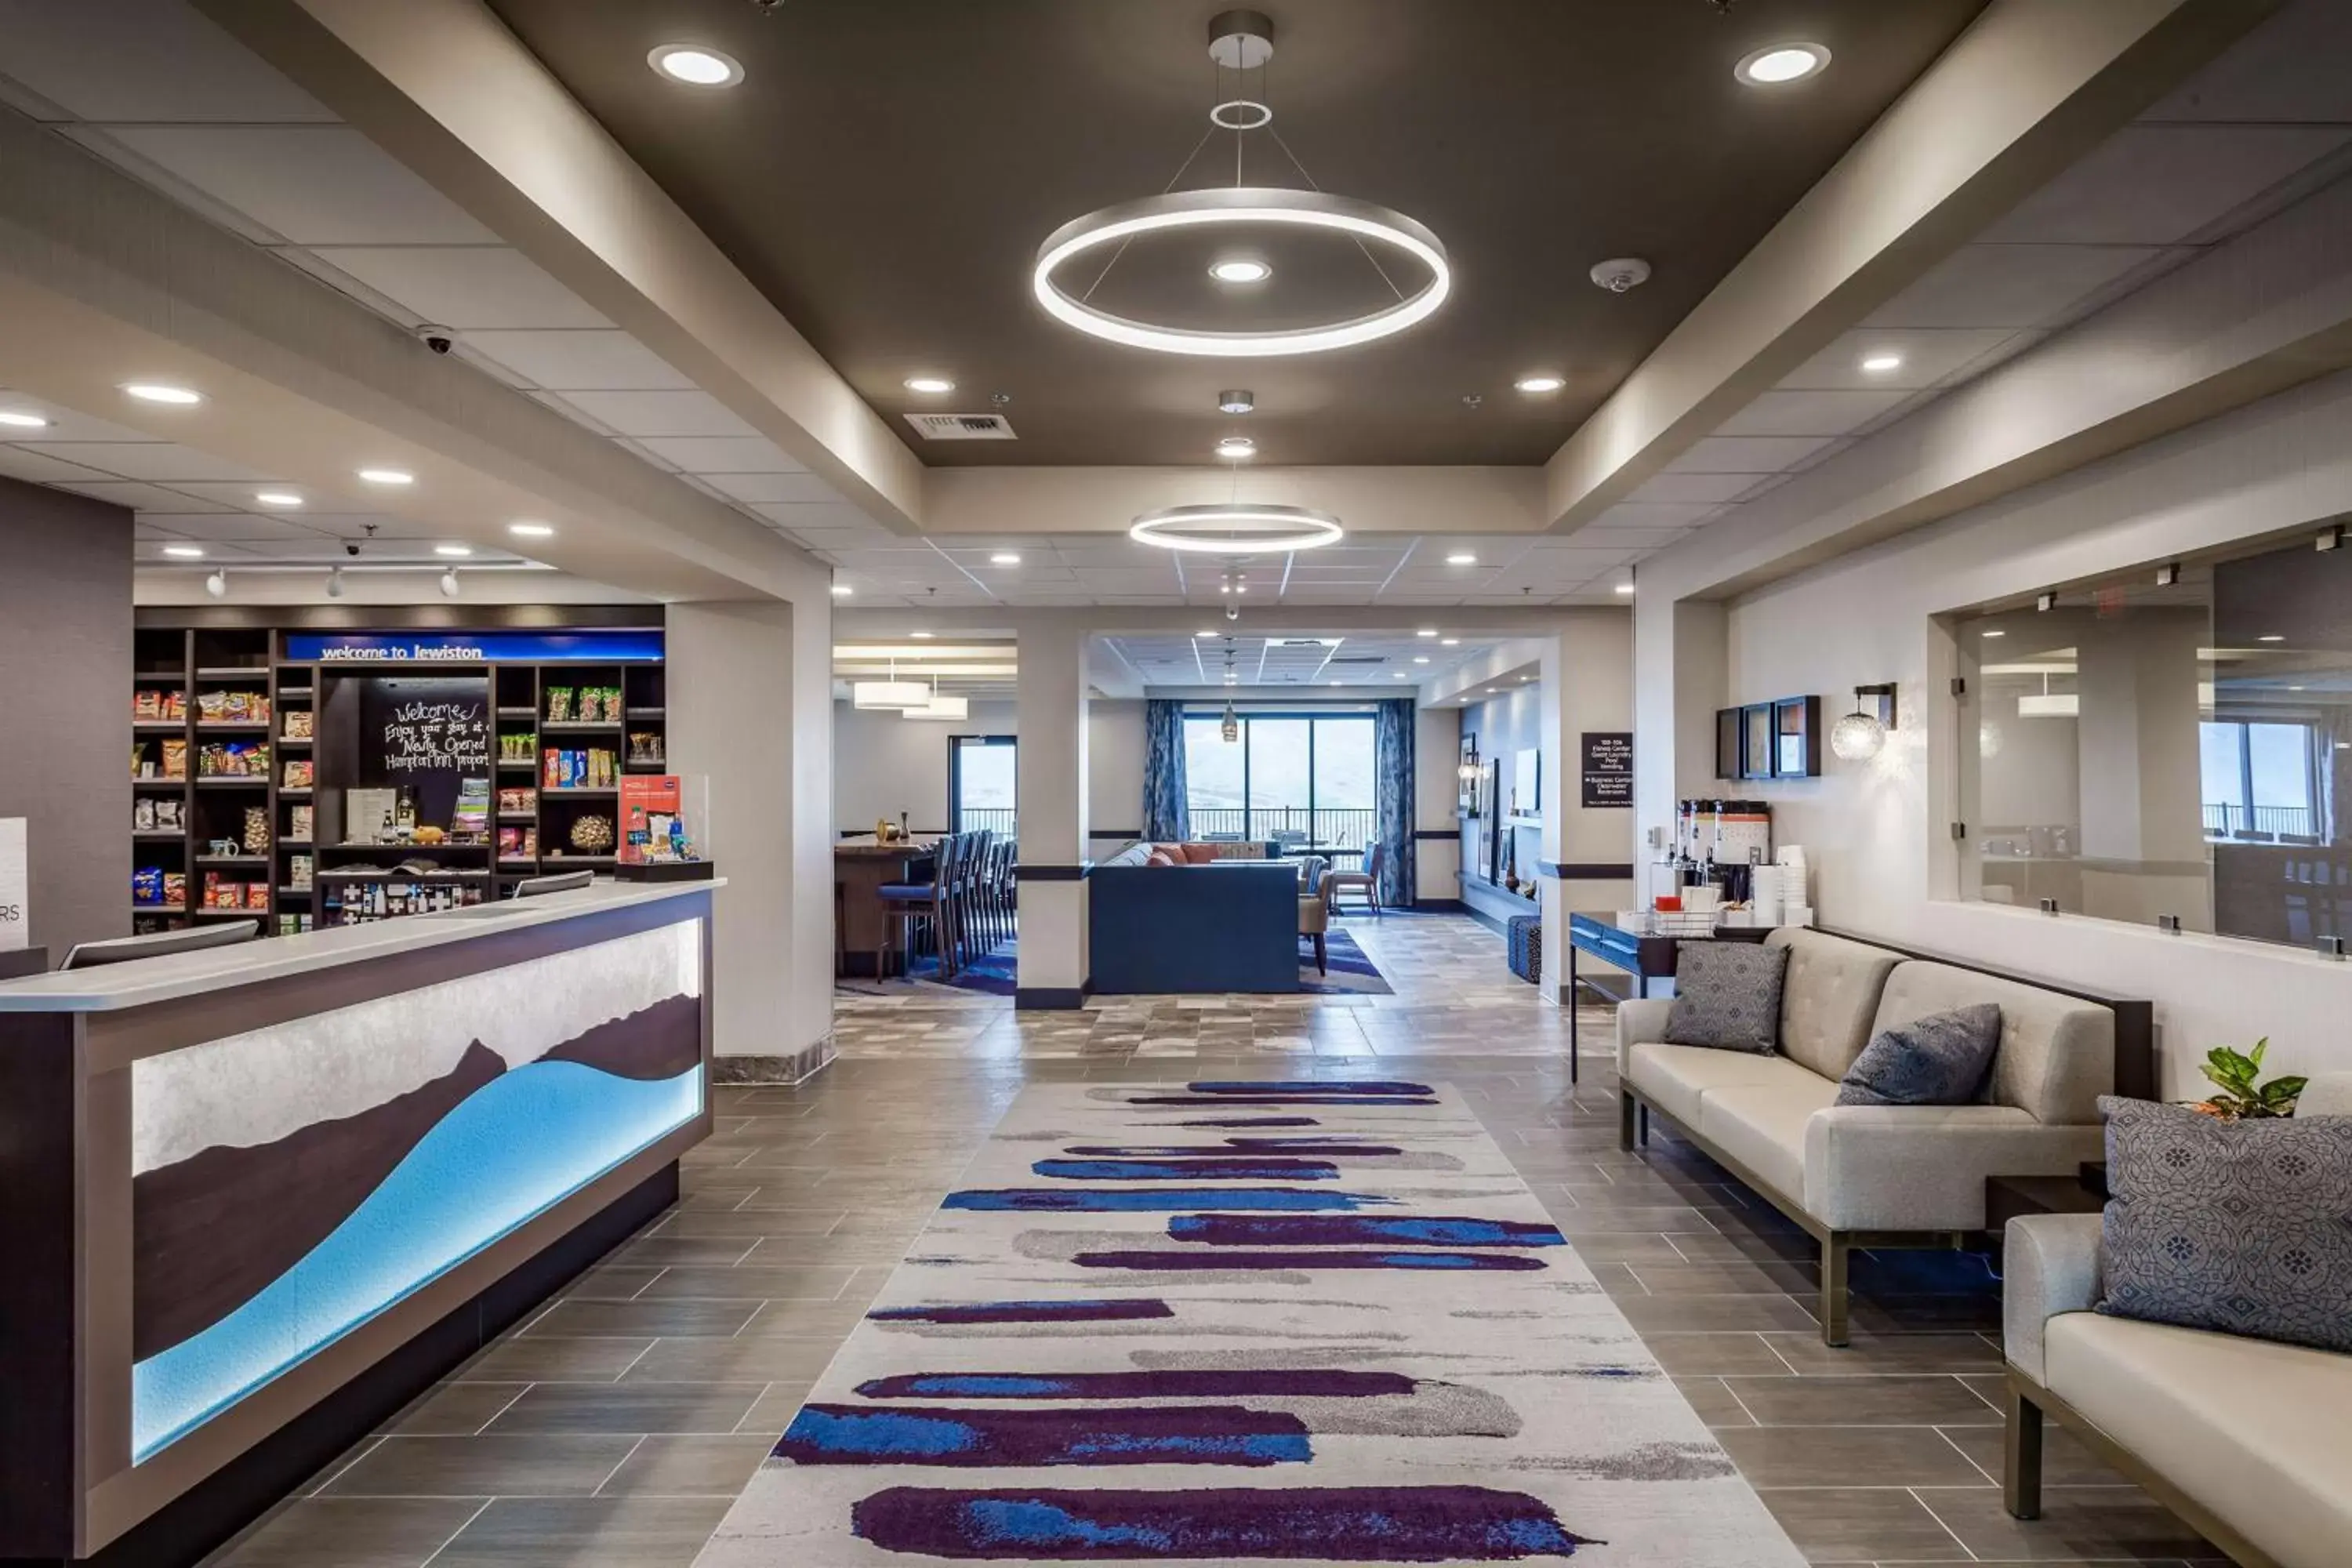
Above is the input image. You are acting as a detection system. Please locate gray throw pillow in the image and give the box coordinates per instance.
[1835,1004,2002,1106]
[1661,942,1788,1054]
[2096,1095,2352,1354]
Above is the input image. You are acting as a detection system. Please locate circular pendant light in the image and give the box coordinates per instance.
[1035,188,1450,359]
[1129,502,1343,554]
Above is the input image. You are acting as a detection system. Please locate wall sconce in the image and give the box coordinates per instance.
[1457,735,1482,782]
[1829,684,1896,761]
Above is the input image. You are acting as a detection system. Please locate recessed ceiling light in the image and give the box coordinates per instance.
[829,583,853,597]
[648,44,743,87]
[122,382,202,405]
[1981,629,2006,638]
[1860,352,1904,374]
[1441,637,1460,646]
[1446,552,1478,565]
[2259,634,2285,643]
[1216,437,1258,460]
[1417,628,1439,638]
[1613,581,1636,595]
[1413,656,1430,665]
[910,630,935,640]
[1196,630,1217,637]
[358,467,413,486]
[509,521,555,538]
[1330,680,1343,688]
[0,409,50,428]
[2288,685,2307,691]
[162,543,206,560]
[1736,42,1831,86]
[1208,258,1272,285]
[1514,374,1566,394]
[1392,671,1407,679]
[254,491,303,507]
[904,376,956,394]
[989,552,1022,565]
[434,543,473,557]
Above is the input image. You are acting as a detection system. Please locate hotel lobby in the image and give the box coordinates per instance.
[3,2,2351,1565]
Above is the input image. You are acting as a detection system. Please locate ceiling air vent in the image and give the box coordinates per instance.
[905,412,1018,441]
[1325,655,1385,666]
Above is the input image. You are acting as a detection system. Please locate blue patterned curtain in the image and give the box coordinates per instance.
[1142,699,1189,842]
[1374,699,1417,905]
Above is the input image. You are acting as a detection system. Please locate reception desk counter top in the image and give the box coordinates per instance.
[0,880,715,1563]
[0,880,723,1012]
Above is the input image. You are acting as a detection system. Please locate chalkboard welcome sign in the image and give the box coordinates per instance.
[354,677,489,828]
[384,698,490,775]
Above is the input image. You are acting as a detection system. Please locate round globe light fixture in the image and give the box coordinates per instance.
[1128,503,1343,554]
[1736,42,1831,86]
[1829,710,1886,762]
[1035,188,1450,358]
[648,45,743,87]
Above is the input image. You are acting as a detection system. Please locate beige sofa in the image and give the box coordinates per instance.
[2000,1074,2352,1568]
[1617,927,2114,1343]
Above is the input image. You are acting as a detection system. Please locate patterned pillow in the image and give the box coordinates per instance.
[1661,942,1788,1054]
[2096,1095,2352,1354]
[1835,1004,2002,1106]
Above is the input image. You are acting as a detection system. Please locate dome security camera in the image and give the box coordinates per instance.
[1589,258,1652,293]
[415,324,457,355]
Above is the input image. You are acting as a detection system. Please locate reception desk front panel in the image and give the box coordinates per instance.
[0,884,715,1560]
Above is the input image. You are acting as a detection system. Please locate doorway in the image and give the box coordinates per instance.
[948,735,1016,837]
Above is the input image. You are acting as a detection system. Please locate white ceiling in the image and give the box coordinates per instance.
[1102,632,1504,691]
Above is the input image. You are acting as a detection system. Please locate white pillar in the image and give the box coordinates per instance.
[1540,615,1638,1004]
[666,593,835,1079]
[1015,623,1091,1006]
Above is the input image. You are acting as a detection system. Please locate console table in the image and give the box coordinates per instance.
[1566,911,1773,1083]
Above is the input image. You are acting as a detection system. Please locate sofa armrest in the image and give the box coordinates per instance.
[2296,1071,2352,1118]
[1616,998,1675,1078]
[1802,1105,2105,1231]
[2002,1212,2103,1385]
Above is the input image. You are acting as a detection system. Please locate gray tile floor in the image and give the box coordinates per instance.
[205,915,2221,1567]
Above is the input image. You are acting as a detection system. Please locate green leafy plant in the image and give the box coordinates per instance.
[2195,1039,2306,1120]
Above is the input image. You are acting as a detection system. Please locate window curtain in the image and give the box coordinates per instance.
[1143,699,1189,843]
[1374,698,1417,905]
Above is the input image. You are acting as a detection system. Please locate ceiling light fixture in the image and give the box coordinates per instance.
[1860,352,1905,374]
[0,409,50,428]
[1219,389,1256,415]
[1735,42,1831,86]
[434,543,473,557]
[1033,12,1449,359]
[1413,655,1430,665]
[1442,637,1460,646]
[909,630,935,640]
[162,543,205,560]
[853,653,931,711]
[989,551,1022,565]
[1981,629,2006,638]
[903,376,956,394]
[903,691,970,723]
[1209,257,1272,285]
[1129,503,1343,554]
[1417,628,1438,638]
[204,569,227,599]
[830,583,852,597]
[2259,634,2285,643]
[648,44,744,86]
[122,383,202,405]
[1514,374,1566,394]
[509,521,554,538]
[323,566,344,599]
[255,491,303,507]
[1215,436,1258,460]
[1446,552,1478,566]
[358,467,413,486]
[438,568,461,599]
[1614,581,1636,595]
[1830,684,1896,762]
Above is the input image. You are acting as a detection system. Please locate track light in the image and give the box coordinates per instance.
[439,568,461,598]
[204,569,227,599]
[325,566,345,598]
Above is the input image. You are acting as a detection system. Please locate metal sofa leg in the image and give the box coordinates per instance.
[1314,933,1327,975]
[1820,1233,1851,1347]
[1617,1091,1639,1152]
[2004,1383,2045,1519]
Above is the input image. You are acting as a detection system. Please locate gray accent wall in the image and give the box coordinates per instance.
[0,477,131,956]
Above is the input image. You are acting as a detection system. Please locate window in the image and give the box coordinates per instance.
[1182,713,1378,851]
[949,735,1016,836]
[1958,529,2352,949]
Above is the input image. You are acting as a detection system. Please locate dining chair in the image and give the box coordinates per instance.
[880,833,959,979]
[1326,840,1387,916]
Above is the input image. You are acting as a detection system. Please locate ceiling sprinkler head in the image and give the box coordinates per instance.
[1219,389,1255,415]
[1590,257,1653,293]
[989,390,1012,408]
[1461,393,1483,410]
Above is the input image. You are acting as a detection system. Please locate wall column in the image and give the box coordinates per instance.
[0,478,130,959]
[1015,623,1091,1007]
[1539,616,1638,1009]
[667,591,834,1080]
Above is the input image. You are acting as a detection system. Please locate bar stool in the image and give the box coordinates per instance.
[879,833,960,980]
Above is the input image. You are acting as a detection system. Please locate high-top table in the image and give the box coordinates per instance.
[836,835,935,978]
[0,881,715,1563]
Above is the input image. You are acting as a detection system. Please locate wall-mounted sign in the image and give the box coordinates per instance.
[0,817,26,951]
[285,630,663,664]
[381,695,492,775]
[1581,731,1634,808]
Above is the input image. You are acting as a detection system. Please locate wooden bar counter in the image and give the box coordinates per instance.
[836,834,935,978]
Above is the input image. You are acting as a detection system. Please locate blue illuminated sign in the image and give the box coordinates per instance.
[284,630,663,664]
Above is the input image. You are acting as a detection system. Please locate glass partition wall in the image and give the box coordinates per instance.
[1956,527,2352,948]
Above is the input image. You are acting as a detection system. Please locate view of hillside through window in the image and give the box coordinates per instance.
[1183,714,1377,850]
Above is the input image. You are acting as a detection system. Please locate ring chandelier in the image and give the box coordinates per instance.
[1032,9,1450,359]
[1128,502,1343,554]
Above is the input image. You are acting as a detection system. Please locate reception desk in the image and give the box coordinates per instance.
[0,881,715,1563]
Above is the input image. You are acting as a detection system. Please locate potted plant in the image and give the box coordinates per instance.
[2190,1040,2307,1120]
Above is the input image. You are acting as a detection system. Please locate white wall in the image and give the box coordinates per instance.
[1414,705,1461,902]
[1088,699,1147,841]
[1637,368,2352,1094]
[829,696,1147,845]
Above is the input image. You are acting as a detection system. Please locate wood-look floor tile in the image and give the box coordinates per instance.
[596,1436,776,1498]
[457,1337,653,1384]
[1610,1292,1821,1334]
[322,1435,639,1498]
[427,1496,735,1568]
[630,1265,859,1301]
[209,1497,492,1568]
[1755,1487,1970,1563]
[1714,1425,1990,1488]
[619,1336,845,1385]
[484,1382,767,1437]
[1759,1331,2005,1375]
[385,1384,528,1436]
[1911,1486,2221,1562]
[1726,1374,2003,1427]
[520,1299,762,1339]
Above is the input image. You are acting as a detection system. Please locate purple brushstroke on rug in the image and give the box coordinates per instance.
[867,1300,1173,1326]
[942,1188,1390,1214]
[1033,1158,1342,1181]
[855,1370,1415,1400]
[1167,1116,1319,1128]
[1167,1214,1569,1248]
[779,1403,1311,1467]
[1072,1250,1550,1272]
[1188,1081,1434,1096]
[1126,1096,1441,1108]
[1062,1143,1404,1158]
[849,1484,1595,1559]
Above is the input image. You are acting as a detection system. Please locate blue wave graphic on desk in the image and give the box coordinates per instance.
[130,1060,702,1462]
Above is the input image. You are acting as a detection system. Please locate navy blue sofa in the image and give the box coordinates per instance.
[1088,848,1299,994]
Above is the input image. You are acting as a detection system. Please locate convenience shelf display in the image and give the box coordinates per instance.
[128,619,665,936]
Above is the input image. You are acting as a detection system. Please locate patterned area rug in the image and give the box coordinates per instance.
[695,1080,1804,1566]
[842,931,1392,1000]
